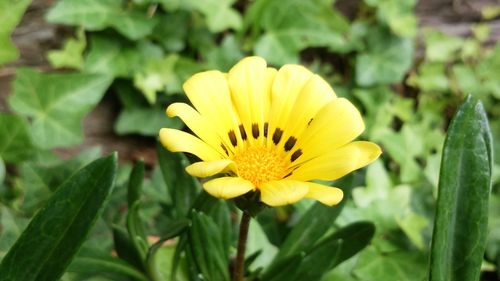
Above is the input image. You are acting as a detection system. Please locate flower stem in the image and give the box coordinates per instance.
[233,211,251,281]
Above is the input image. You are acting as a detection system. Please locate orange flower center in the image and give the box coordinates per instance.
[232,146,288,187]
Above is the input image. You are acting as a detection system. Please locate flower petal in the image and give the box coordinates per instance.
[279,74,336,151]
[159,128,221,161]
[260,179,310,206]
[185,160,235,178]
[228,57,270,145]
[167,102,231,156]
[183,70,242,148]
[267,65,313,147]
[289,141,382,181]
[291,98,365,164]
[203,177,255,199]
[304,182,343,206]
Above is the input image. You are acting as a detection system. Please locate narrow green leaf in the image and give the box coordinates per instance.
[112,226,144,271]
[68,249,149,281]
[429,95,493,281]
[128,160,145,207]
[264,222,375,281]
[273,179,353,262]
[127,202,148,260]
[0,153,117,281]
[157,142,199,218]
[0,157,5,184]
[188,211,229,281]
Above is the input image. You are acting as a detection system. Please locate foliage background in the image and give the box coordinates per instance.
[0,0,499,280]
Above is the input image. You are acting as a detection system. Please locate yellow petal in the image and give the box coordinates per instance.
[167,102,231,156]
[183,70,242,148]
[203,177,255,199]
[267,65,313,147]
[279,75,336,151]
[289,141,382,181]
[228,57,269,145]
[185,160,235,178]
[304,182,343,206]
[259,180,310,207]
[159,128,221,161]
[292,98,365,164]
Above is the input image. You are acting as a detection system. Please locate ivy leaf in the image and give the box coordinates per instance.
[83,35,163,78]
[183,0,242,32]
[0,113,36,163]
[115,106,182,136]
[9,68,112,149]
[46,0,158,40]
[0,207,29,259]
[47,28,86,69]
[0,0,31,65]
[353,247,427,281]
[356,26,413,86]
[204,35,244,71]
[250,0,348,65]
[423,29,463,63]
[365,0,417,37]
[133,55,179,104]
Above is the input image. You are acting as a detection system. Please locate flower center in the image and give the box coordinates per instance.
[232,146,288,187]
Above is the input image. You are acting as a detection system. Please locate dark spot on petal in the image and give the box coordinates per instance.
[307,118,313,126]
[252,123,259,139]
[239,124,247,140]
[291,149,302,162]
[272,128,283,144]
[283,171,293,178]
[263,123,269,137]
[221,143,229,156]
[228,130,237,146]
[284,136,297,151]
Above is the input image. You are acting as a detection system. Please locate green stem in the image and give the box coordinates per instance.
[233,211,251,281]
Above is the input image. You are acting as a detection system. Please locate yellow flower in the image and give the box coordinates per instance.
[159,57,381,207]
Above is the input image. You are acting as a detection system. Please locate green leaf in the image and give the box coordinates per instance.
[0,157,4,184]
[9,68,112,149]
[115,106,182,136]
[157,142,199,218]
[17,147,102,214]
[366,0,417,37]
[355,26,414,86]
[0,113,36,163]
[127,202,148,260]
[353,247,427,281]
[183,0,242,32]
[46,0,159,40]
[0,0,31,65]
[291,222,375,281]
[204,35,244,71]
[250,0,348,65]
[423,28,463,62]
[148,242,189,281]
[188,211,230,281]
[67,248,148,281]
[112,226,144,271]
[0,153,117,281]
[407,62,449,92]
[47,28,86,69]
[273,202,344,262]
[128,160,145,207]
[83,35,152,78]
[152,12,189,52]
[0,207,29,260]
[133,55,179,103]
[429,95,493,281]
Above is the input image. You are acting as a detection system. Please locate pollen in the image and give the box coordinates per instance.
[232,146,288,187]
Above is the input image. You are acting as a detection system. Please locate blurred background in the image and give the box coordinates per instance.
[0,0,499,280]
